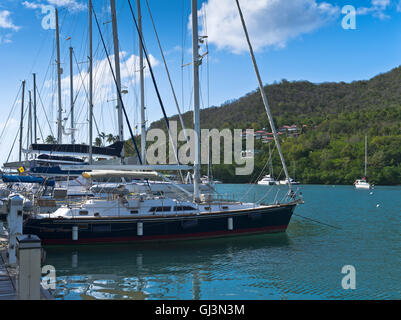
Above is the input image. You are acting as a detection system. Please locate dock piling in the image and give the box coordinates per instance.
[7,195,23,266]
[16,235,42,300]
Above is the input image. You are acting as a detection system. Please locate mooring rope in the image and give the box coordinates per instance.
[293,213,342,230]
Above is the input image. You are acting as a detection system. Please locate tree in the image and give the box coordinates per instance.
[94,137,102,147]
[45,135,56,144]
[106,133,115,144]
[98,132,106,146]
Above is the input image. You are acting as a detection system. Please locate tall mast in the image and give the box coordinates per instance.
[364,135,367,177]
[192,0,201,202]
[235,0,292,192]
[19,81,26,163]
[55,8,63,144]
[110,0,124,160]
[28,90,32,149]
[33,73,37,143]
[88,0,93,164]
[70,46,75,144]
[138,0,146,164]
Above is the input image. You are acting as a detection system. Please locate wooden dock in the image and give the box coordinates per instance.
[0,242,16,300]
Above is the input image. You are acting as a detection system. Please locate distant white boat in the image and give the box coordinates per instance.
[258,175,278,185]
[354,178,371,189]
[201,175,222,185]
[354,136,372,190]
[279,178,300,185]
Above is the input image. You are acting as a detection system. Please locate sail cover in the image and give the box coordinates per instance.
[82,170,160,180]
[29,141,124,158]
[1,174,55,186]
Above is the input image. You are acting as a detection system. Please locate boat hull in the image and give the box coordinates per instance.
[23,204,296,245]
[354,184,371,190]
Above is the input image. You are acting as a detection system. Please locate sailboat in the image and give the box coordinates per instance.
[22,0,302,245]
[354,135,372,189]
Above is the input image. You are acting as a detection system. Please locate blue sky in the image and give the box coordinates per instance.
[0,0,401,164]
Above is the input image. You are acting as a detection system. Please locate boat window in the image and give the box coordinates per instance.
[174,206,196,211]
[79,210,89,216]
[149,206,171,212]
[221,206,229,210]
[130,210,139,214]
[94,213,100,217]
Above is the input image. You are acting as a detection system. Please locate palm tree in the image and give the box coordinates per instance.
[99,132,106,146]
[106,133,115,144]
[45,135,56,144]
[94,137,102,147]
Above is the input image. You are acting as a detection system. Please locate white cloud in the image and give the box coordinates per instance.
[196,0,339,54]
[44,51,159,106]
[22,0,86,13]
[0,10,20,31]
[357,0,392,19]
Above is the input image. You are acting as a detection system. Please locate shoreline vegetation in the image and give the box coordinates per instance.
[125,66,401,186]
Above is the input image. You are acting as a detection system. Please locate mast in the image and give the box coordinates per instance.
[235,0,292,192]
[268,142,273,177]
[192,0,201,202]
[19,81,26,162]
[70,46,75,145]
[55,8,63,144]
[33,73,37,143]
[110,0,124,160]
[138,0,146,164]
[88,0,93,164]
[364,135,367,177]
[28,90,32,149]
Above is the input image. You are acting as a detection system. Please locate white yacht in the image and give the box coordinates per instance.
[354,178,371,190]
[279,178,300,185]
[257,175,278,185]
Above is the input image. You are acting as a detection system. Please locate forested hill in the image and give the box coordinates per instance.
[145,66,401,185]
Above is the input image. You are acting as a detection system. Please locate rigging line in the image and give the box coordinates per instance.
[6,128,20,164]
[36,87,55,137]
[144,0,189,142]
[7,103,29,163]
[127,0,183,170]
[37,117,45,142]
[72,50,101,139]
[0,83,22,143]
[92,4,142,164]
[127,0,181,161]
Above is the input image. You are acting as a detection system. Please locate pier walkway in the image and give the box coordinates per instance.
[0,236,16,300]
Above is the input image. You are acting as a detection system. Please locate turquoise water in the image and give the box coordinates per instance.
[43,185,401,300]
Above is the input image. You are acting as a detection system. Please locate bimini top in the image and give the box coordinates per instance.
[29,141,124,158]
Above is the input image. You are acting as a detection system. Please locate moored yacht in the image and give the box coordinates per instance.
[279,178,300,185]
[257,175,278,185]
[23,191,299,245]
[354,178,371,189]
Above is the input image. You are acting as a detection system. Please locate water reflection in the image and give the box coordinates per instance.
[44,233,291,300]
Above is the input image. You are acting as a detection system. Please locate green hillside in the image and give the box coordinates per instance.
[136,66,401,185]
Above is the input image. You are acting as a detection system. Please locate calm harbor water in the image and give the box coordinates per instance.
[43,185,401,300]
